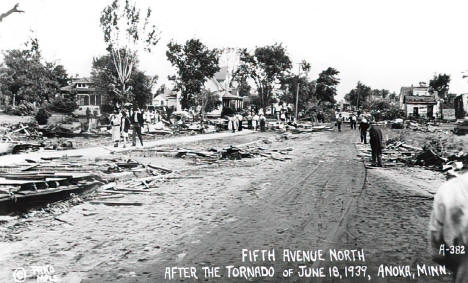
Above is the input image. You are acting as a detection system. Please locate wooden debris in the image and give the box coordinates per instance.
[89,201,143,206]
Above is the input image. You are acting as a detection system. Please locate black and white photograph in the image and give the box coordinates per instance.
[0,0,468,282]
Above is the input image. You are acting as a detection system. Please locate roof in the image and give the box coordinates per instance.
[404,95,436,104]
[400,87,412,96]
[60,85,96,93]
[71,78,93,84]
[154,87,177,100]
[222,89,243,100]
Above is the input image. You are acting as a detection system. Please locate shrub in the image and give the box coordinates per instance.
[35,108,51,125]
[48,97,78,114]
[5,102,36,116]
[221,107,236,117]
[100,104,114,114]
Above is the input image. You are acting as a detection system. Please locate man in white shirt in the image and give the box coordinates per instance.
[429,173,468,282]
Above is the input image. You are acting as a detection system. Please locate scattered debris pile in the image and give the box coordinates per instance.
[358,136,468,178]
[406,121,450,134]
[174,138,294,162]
[0,154,174,214]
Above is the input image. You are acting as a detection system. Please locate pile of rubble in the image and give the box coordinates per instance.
[357,137,468,178]
[0,155,174,214]
[406,121,451,134]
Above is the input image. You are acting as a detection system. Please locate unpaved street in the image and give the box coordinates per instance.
[1,128,451,283]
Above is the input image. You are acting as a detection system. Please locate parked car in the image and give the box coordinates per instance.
[453,118,468,135]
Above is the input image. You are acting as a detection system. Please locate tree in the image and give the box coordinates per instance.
[166,38,220,109]
[315,67,340,105]
[194,89,221,115]
[0,38,69,107]
[429,73,450,99]
[388,91,398,102]
[344,81,372,107]
[100,0,160,104]
[0,3,24,22]
[233,43,292,108]
[279,61,315,113]
[91,53,156,109]
[131,70,157,108]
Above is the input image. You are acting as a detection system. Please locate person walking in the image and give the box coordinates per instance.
[131,107,144,147]
[429,172,468,283]
[336,113,343,132]
[120,110,130,148]
[350,114,357,129]
[359,117,369,144]
[369,122,384,167]
[110,109,121,147]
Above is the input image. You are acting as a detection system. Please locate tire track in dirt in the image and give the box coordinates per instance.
[119,130,367,282]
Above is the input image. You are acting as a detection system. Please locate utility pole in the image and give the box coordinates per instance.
[356,91,360,111]
[295,63,301,122]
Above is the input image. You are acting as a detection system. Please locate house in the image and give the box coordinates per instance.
[152,86,181,111]
[399,82,440,118]
[151,66,243,116]
[454,93,468,119]
[205,66,243,116]
[60,78,103,116]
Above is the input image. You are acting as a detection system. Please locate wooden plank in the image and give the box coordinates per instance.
[89,201,143,206]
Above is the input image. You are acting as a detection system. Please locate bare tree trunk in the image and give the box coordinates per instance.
[0,3,24,22]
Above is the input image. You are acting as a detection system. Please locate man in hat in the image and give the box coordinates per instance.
[359,117,369,144]
[130,106,144,147]
[369,121,384,167]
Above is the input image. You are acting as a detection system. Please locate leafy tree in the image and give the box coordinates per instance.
[194,89,221,115]
[279,61,315,113]
[91,53,156,109]
[0,38,69,107]
[233,43,292,108]
[344,81,372,107]
[166,38,220,109]
[315,67,340,105]
[369,100,391,111]
[100,0,160,104]
[429,73,450,99]
[48,94,78,114]
[130,70,157,108]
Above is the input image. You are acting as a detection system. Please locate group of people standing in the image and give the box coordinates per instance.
[228,111,267,133]
[109,107,145,148]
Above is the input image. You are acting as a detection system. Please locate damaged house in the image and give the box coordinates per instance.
[399,82,440,118]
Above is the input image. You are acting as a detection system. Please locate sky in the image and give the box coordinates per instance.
[1,0,468,100]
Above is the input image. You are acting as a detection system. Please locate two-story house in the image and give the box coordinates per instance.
[399,82,440,118]
[60,78,103,116]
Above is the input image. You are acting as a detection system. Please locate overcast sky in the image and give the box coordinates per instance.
[1,0,467,100]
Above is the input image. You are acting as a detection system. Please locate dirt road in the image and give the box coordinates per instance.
[0,128,451,283]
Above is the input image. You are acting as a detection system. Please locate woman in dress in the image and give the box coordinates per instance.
[110,109,121,147]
